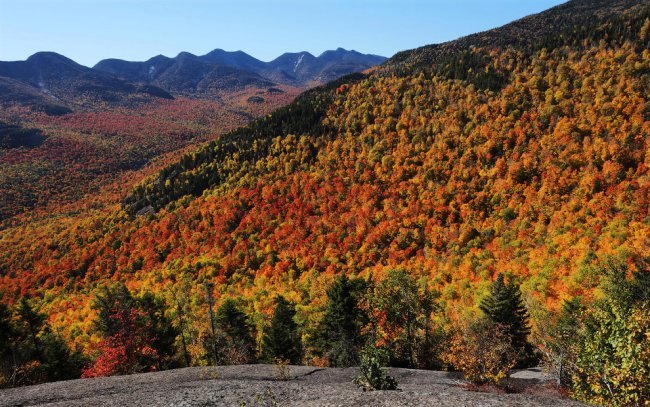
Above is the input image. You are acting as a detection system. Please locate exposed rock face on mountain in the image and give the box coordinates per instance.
[0,52,172,111]
[0,365,586,407]
[94,48,387,92]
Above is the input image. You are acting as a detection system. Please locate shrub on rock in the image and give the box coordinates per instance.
[353,346,398,391]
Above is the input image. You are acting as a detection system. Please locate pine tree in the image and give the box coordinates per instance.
[479,273,535,367]
[16,298,45,362]
[137,292,178,370]
[353,345,398,391]
[216,299,253,346]
[214,298,255,364]
[263,296,302,364]
[9,298,84,384]
[0,303,14,384]
[39,331,85,381]
[0,303,12,356]
[311,276,366,366]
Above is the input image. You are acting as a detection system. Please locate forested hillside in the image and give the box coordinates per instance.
[0,0,648,405]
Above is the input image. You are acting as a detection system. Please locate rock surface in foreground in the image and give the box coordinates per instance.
[0,365,586,407]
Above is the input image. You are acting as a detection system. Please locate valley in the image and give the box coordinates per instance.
[0,48,381,223]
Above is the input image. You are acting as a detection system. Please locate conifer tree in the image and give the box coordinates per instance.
[479,273,535,366]
[0,303,14,384]
[7,298,85,384]
[311,276,366,366]
[0,303,12,356]
[93,283,135,337]
[263,296,302,364]
[137,292,178,370]
[39,331,85,381]
[214,298,255,364]
[16,298,45,362]
[216,299,253,345]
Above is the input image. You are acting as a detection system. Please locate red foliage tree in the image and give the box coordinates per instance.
[82,307,158,378]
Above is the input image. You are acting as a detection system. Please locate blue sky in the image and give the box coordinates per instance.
[0,0,566,67]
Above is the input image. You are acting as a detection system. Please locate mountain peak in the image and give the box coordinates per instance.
[146,54,173,64]
[26,51,80,67]
[175,51,198,60]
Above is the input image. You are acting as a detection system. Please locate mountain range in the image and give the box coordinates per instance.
[94,48,386,89]
[0,48,385,113]
[0,52,173,112]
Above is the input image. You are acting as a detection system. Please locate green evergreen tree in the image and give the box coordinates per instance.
[6,298,85,384]
[311,276,366,367]
[0,302,15,384]
[479,273,536,367]
[0,303,12,356]
[353,346,398,391]
[137,292,178,370]
[214,298,255,364]
[263,296,302,364]
[39,331,85,381]
[16,298,46,362]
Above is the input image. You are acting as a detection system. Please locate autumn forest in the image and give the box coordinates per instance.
[1,0,649,406]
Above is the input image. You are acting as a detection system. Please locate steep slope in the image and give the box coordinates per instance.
[0,0,648,388]
[0,52,172,109]
[387,0,641,68]
[125,0,650,215]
